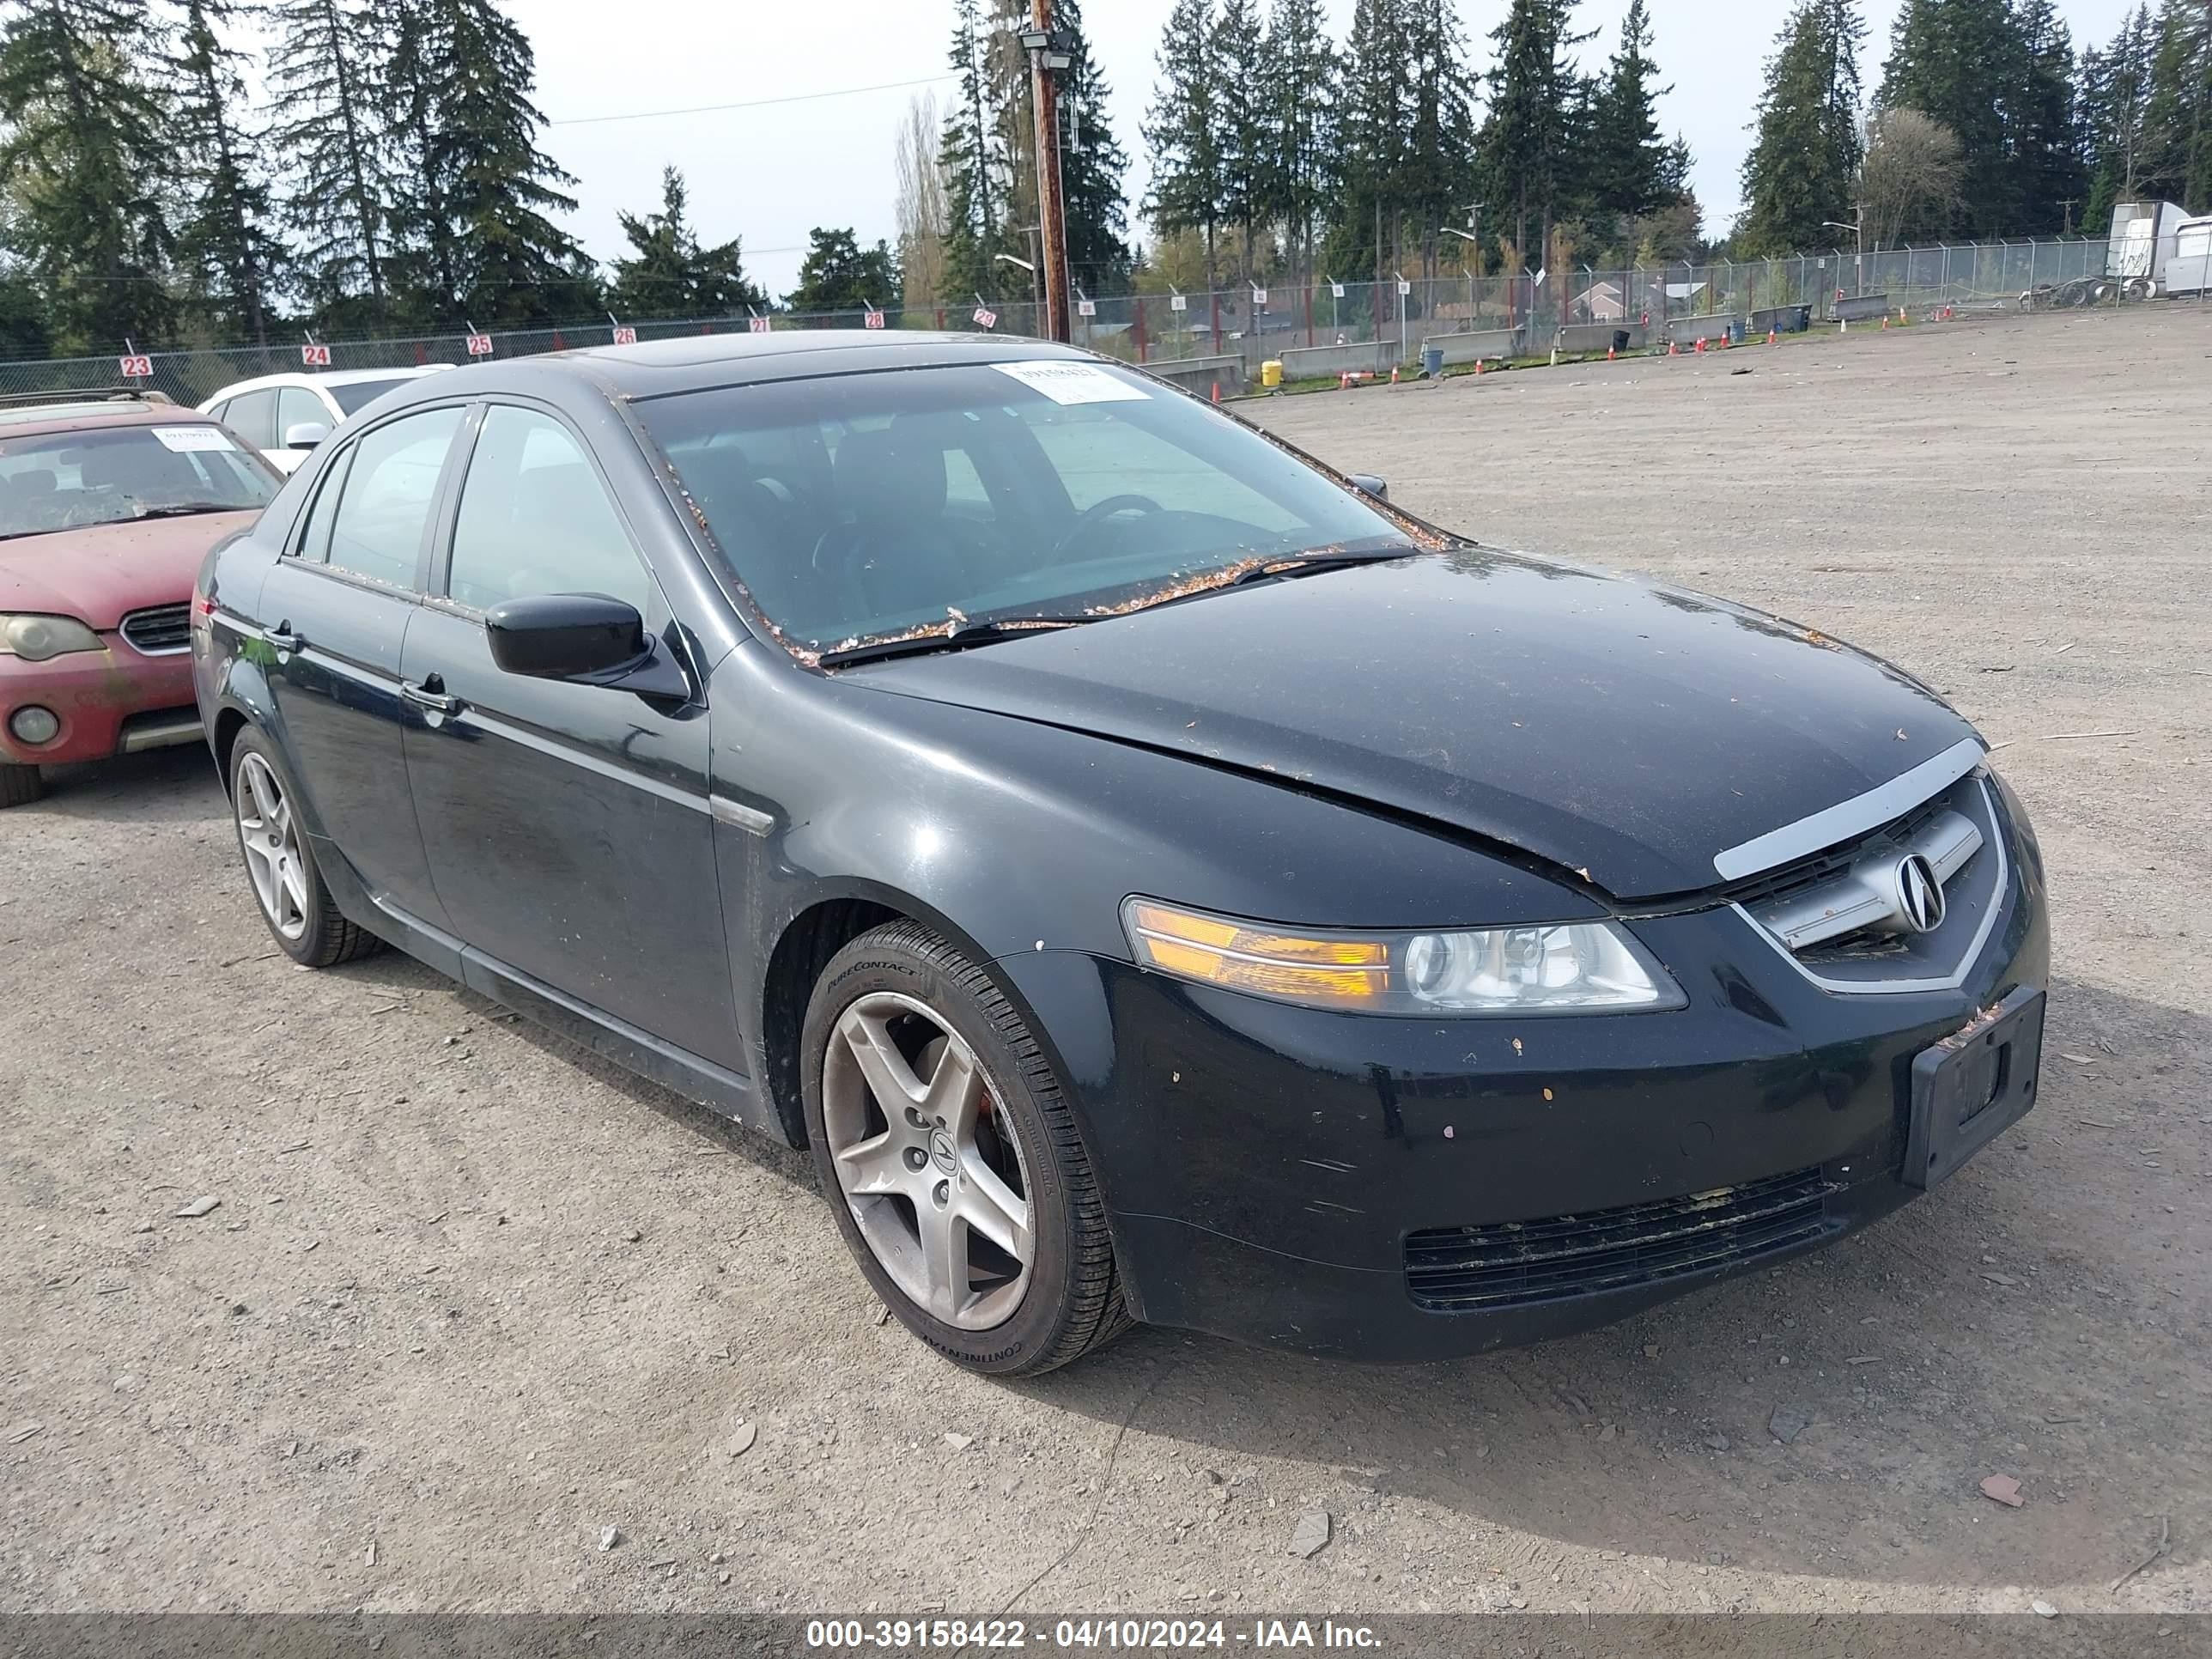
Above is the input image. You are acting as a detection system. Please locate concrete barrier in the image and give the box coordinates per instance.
[1832,293,1893,324]
[1420,326,1523,365]
[1661,313,1743,346]
[1142,354,1244,396]
[1555,321,1647,354]
[1278,340,1401,382]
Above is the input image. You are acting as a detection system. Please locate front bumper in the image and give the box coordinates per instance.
[994,803,2050,1363]
[0,640,199,768]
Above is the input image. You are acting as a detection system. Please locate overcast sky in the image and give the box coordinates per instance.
[526,0,2138,301]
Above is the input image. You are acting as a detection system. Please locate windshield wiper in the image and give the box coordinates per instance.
[817,615,1092,668]
[1223,544,1418,587]
[131,503,238,520]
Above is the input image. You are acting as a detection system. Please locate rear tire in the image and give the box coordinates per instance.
[0,763,43,807]
[228,727,380,969]
[801,919,1130,1376]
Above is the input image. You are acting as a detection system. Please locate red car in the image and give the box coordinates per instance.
[0,391,280,805]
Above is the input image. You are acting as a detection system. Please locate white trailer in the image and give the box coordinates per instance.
[2163,216,2212,299]
[2107,200,2196,294]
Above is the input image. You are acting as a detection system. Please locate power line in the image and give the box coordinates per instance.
[548,72,957,128]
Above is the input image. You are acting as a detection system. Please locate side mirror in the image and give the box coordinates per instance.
[282,422,330,450]
[1348,473,1389,501]
[485,593,647,680]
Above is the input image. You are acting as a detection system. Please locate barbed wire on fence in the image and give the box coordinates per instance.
[3,234,2200,408]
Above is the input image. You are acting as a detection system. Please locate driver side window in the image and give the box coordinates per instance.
[447,407,651,616]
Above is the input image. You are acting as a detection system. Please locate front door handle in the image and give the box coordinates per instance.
[264,622,302,653]
[401,678,463,717]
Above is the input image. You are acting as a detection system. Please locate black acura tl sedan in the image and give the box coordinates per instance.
[191,332,2049,1375]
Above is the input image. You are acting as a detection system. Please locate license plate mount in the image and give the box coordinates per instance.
[1903,985,2045,1190]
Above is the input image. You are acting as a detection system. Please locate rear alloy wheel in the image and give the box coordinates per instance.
[229,730,380,969]
[0,763,43,807]
[801,921,1129,1375]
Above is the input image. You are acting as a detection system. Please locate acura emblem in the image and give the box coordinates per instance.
[1895,854,1946,933]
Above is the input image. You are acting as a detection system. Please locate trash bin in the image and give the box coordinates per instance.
[1420,344,1444,379]
[1261,359,1283,389]
[1612,328,1632,354]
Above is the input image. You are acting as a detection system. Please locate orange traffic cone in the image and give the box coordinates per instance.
[1390,365,1399,384]
[1607,344,1615,361]
[1767,328,1778,346]
[1474,359,1484,375]
[1668,339,1679,356]
[1211,381,1220,402]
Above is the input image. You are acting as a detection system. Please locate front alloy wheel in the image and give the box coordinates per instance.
[801,921,1128,1375]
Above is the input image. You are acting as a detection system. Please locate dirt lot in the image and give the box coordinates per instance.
[3,304,2207,1619]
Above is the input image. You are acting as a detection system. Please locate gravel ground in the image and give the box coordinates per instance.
[3,303,2206,1619]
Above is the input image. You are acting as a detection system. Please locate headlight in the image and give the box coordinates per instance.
[1,614,104,662]
[1123,898,1685,1015]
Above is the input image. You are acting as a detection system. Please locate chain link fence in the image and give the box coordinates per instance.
[4,232,2205,408]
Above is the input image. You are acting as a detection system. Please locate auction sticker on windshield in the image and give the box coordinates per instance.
[151,426,235,453]
[990,361,1150,405]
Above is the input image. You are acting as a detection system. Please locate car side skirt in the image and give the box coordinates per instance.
[311,830,785,1145]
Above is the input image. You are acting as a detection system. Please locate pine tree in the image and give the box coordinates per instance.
[1144,0,1228,289]
[2081,5,2159,228]
[267,0,395,325]
[2139,0,2212,207]
[1475,0,1589,260]
[1401,0,1478,269]
[787,228,899,313]
[2009,0,2089,233]
[383,0,590,327]
[1335,0,1413,286]
[1054,0,1133,294]
[167,0,285,344]
[0,0,174,351]
[1215,0,1270,281]
[1585,0,1676,220]
[609,167,765,319]
[1262,0,1336,286]
[1737,0,1867,257]
[939,0,1006,301]
[1877,0,2026,235]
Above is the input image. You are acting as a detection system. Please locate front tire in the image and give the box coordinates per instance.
[801,920,1129,1376]
[0,763,43,807]
[228,727,380,968]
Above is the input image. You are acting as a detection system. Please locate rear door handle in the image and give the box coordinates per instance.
[401,679,463,716]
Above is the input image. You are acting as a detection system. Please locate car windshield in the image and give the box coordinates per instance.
[633,359,1413,649]
[328,378,416,416]
[0,423,277,541]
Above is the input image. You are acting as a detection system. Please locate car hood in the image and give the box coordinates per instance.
[839,549,1978,900]
[0,511,258,631]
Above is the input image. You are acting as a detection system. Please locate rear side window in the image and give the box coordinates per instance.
[293,446,354,563]
[224,389,277,450]
[276,387,325,442]
[446,406,648,614]
[324,407,463,590]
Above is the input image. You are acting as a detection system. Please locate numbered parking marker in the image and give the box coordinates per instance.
[611,325,637,345]
[301,343,331,368]
[465,333,495,356]
[118,355,153,379]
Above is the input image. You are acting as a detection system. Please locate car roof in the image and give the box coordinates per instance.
[0,402,220,441]
[205,366,454,398]
[409,330,1100,404]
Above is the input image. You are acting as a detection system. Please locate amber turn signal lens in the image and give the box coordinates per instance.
[1125,901,1389,1006]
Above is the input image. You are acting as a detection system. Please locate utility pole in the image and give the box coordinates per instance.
[1018,5,1073,343]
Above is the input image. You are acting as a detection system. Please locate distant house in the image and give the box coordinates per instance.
[1574,280,1626,320]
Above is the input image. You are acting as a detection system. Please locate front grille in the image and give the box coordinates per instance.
[1404,1166,1838,1312]
[1725,794,1948,914]
[118,603,191,656]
